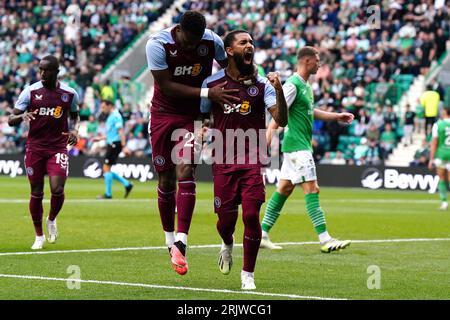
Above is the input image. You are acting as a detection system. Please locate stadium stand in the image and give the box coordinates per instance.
[191,0,450,166]
[0,0,174,156]
[1,0,449,166]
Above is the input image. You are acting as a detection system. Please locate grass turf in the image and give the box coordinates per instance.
[0,176,449,300]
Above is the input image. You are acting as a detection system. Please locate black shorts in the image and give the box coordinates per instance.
[105,141,122,165]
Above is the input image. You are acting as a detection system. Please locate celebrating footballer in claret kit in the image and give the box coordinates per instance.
[1,1,449,304]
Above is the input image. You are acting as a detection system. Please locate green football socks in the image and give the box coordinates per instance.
[305,193,327,234]
[438,180,447,202]
[261,192,287,233]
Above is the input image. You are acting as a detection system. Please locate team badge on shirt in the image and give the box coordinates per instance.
[197,45,208,56]
[61,93,69,102]
[247,86,259,97]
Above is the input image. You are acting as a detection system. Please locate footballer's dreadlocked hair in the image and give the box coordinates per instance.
[180,10,206,37]
[223,29,252,49]
[297,46,319,60]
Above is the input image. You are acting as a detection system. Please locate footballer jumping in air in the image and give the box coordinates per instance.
[201,30,288,290]
[428,107,450,210]
[145,11,240,275]
[8,55,79,250]
[261,46,354,253]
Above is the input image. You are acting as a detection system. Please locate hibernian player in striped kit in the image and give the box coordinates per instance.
[428,107,450,210]
[261,46,354,253]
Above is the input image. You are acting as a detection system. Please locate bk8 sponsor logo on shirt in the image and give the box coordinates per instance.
[38,106,63,118]
[173,63,202,76]
[223,100,251,115]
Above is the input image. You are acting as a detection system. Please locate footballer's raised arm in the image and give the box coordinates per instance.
[314,108,354,124]
[150,69,203,98]
[266,72,288,127]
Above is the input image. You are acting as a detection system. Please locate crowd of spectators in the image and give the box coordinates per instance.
[0,0,172,157]
[0,0,449,165]
[186,0,449,165]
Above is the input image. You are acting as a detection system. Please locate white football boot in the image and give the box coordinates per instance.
[31,235,46,250]
[260,236,283,250]
[46,218,58,244]
[218,240,233,275]
[241,271,256,290]
[320,238,351,253]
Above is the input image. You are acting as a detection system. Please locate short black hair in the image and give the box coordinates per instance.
[41,55,59,68]
[180,10,206,37]
[223,29,251,49]
[297,46,318,60]
[102,99,113,106]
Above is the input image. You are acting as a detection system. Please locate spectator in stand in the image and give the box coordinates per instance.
[325,117,343,152]
[384,104,398,130]
[344,143,356,164]
[369,105,385,131]
[403,104,415,146]
[312,138,325,163]
[428,79,445,101]
[366,139,381,165]
[125,131,148,158]
[354,137,369,166]
[331,151,346,165]
[86,115,99,135]
[366,123,380,142]
[91,76,103,114]
[341,89,357,115]
[78,103,91,121]
[121,103,132,122]
[380,123,397,159]
[364,63,380,83]
[354,109,370,136]
[418,32,436,75]
[410,139,430,167]
[320,152,333,165]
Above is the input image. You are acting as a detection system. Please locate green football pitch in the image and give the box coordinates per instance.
[0,176,449,300]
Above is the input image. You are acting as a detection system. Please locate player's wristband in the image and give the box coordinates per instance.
[200,88,209,98]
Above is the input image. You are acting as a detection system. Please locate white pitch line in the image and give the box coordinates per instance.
[0,199,153,203]
[1,238,449,257]
[0,274,345,300]
[276,238,450,246]
[0,198,438,204]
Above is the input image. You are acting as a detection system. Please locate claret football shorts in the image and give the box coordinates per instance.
[24,149,69,182]
[213,168,266,214]
[149,112,198,172]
